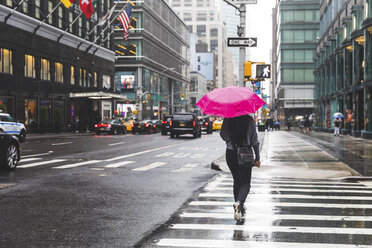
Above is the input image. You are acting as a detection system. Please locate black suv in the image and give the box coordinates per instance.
[199,116,213,134]
[170,112,201,138]
[161,115,172,135]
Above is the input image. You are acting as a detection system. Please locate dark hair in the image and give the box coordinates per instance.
[227,115,252,146]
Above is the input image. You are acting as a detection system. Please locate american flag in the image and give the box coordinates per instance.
[118,4,133,40]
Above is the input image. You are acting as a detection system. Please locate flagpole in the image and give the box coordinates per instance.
[34,1,63,34]
[85,2,131,53]
[57,12,84,42]
[4,0,26,23]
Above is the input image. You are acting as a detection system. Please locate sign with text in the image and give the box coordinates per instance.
[228,37,257,47]
[230,0,257,4]
[256,64,271,78]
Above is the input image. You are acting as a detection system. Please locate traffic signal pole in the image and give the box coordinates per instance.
[239,4,246,87]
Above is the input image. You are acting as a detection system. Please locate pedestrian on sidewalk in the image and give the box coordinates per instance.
[287,120,291,131]
[220,114,261,223]
[346,109,353,135]
[75,115,79,133]
[299,118,305,134]
[304,115,311,134]
[334,117,341,136]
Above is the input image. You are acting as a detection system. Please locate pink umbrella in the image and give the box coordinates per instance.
[196,86,266,118]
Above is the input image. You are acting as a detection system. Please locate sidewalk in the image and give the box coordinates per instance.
[212,130,364,179]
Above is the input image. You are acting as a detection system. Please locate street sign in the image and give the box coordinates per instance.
[230,0,257,4]
[255,81,261,88]
[256,64,271,78]
[227,37,257,47]
[255,89,261,95]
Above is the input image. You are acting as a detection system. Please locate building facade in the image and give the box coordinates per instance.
[189,71,208,114]
[0,0,119,132]
[272,0,319,124]
[166,0,227,89]
[314,0,372,138]
[114,0,190,120]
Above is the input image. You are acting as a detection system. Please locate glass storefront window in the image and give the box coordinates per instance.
[25,99,36,129]
[41,99,52,126]
[55,62,63,83]
[70,66,75,85]
[103,74,111,89]
[24,54,35,78]
[41,58,50,81]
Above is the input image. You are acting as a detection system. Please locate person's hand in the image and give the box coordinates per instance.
[255,160,261,168]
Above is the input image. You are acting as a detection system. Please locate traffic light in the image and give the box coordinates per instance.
[146,94,151,100]
[244,61,252,81]
[180,93,185,101]
[256,64,271,79]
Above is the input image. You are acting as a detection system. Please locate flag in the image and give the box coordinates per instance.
[98,5,115,26]
[61,0,74,8]
[118,4,132,40]
[80,0,94,19]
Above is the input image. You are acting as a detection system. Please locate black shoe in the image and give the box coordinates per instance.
[233,201,242,221]
[241,207,246,218]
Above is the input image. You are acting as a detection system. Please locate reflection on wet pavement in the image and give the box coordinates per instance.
[142,131,372,247]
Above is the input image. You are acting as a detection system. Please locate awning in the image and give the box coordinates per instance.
[69,91,127,100]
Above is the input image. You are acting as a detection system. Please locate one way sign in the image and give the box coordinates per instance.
[227,37,257,47]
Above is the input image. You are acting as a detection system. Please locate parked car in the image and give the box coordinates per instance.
[95,119,127,135]
[161,115,172,135]
[199,116,213,134]
[122,119,134,132]
[150,120,161,133]
[213,119,223,131]
[132,120,152,134]
[170,112,201,138]
[0,112,27,142]
[0,131,21,171]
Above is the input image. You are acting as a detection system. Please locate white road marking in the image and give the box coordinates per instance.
[170,223,372,235]
[132,162,167,171]
[156,238,372,248]
[52,160,101,169]
[105,161,135,168]
[189,201,372,209]
[180,212,372,221]
[108,142,126,146]
[105,144,175,161]
[216,182,369,189]
[20,158,42,163]
[18,159,66,168]
[22,151,53,158]
[199,193,372,201]
[173,163,199,172]
[51,142,73,146]
[205,186,372,194]
[156,152,175,157]
[223,178,363,186]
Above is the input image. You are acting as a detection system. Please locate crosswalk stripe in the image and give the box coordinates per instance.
[171,223,372,235]
[216,182,368,189]
[205,186,372,194]
[52,160,101,169]
[156,238,372,247]
[18,159,66,168]
[221,178,362,186]
[189,201,372,209]
[22,151,53,158]
[180,212,372,221]
[132,162,167,171]
[104,161,135,168]
[173,163,199,172]
[199,193,372,200]
[105,144,175,162]
[20,158,42,163]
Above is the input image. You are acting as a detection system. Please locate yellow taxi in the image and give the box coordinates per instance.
[213,119,223,130]
[122,119,134,132]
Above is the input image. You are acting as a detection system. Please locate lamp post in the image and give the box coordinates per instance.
[136,91,149,120]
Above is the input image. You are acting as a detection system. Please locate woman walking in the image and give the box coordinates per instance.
[334,117,341,136]
[220,114,261,222]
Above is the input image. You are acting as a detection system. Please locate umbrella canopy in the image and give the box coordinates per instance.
[333,112,344,118]
[295,116,304,120]
[196,86,266,118]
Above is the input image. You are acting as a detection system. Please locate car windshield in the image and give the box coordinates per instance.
[101,120,112,124]
[173,115,193,121]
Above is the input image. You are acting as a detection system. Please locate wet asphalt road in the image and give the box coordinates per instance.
[0,131,225,247]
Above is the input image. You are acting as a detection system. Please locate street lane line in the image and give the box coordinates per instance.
[223,179,363,186]
[170,224,372,235]
[52,160,101,169]
[173,163,199,172]
[133,162,167,171]
[52,142,73,146]
[199,193,372,201]
[156,238,372,247]
[20,158,42,163]
[180,212,372,221]
[18,159,66,168]
[22,151,53,158]
[105,144,176,162]
[204,186,372,194]
[105,161,135,168]
[216,182,368,189]
[108,142,126,146]
[189,201,372,209]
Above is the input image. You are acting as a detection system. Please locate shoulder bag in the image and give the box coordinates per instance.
[236,145,255,168]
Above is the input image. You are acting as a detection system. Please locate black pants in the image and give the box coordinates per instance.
[226,148,253,206]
